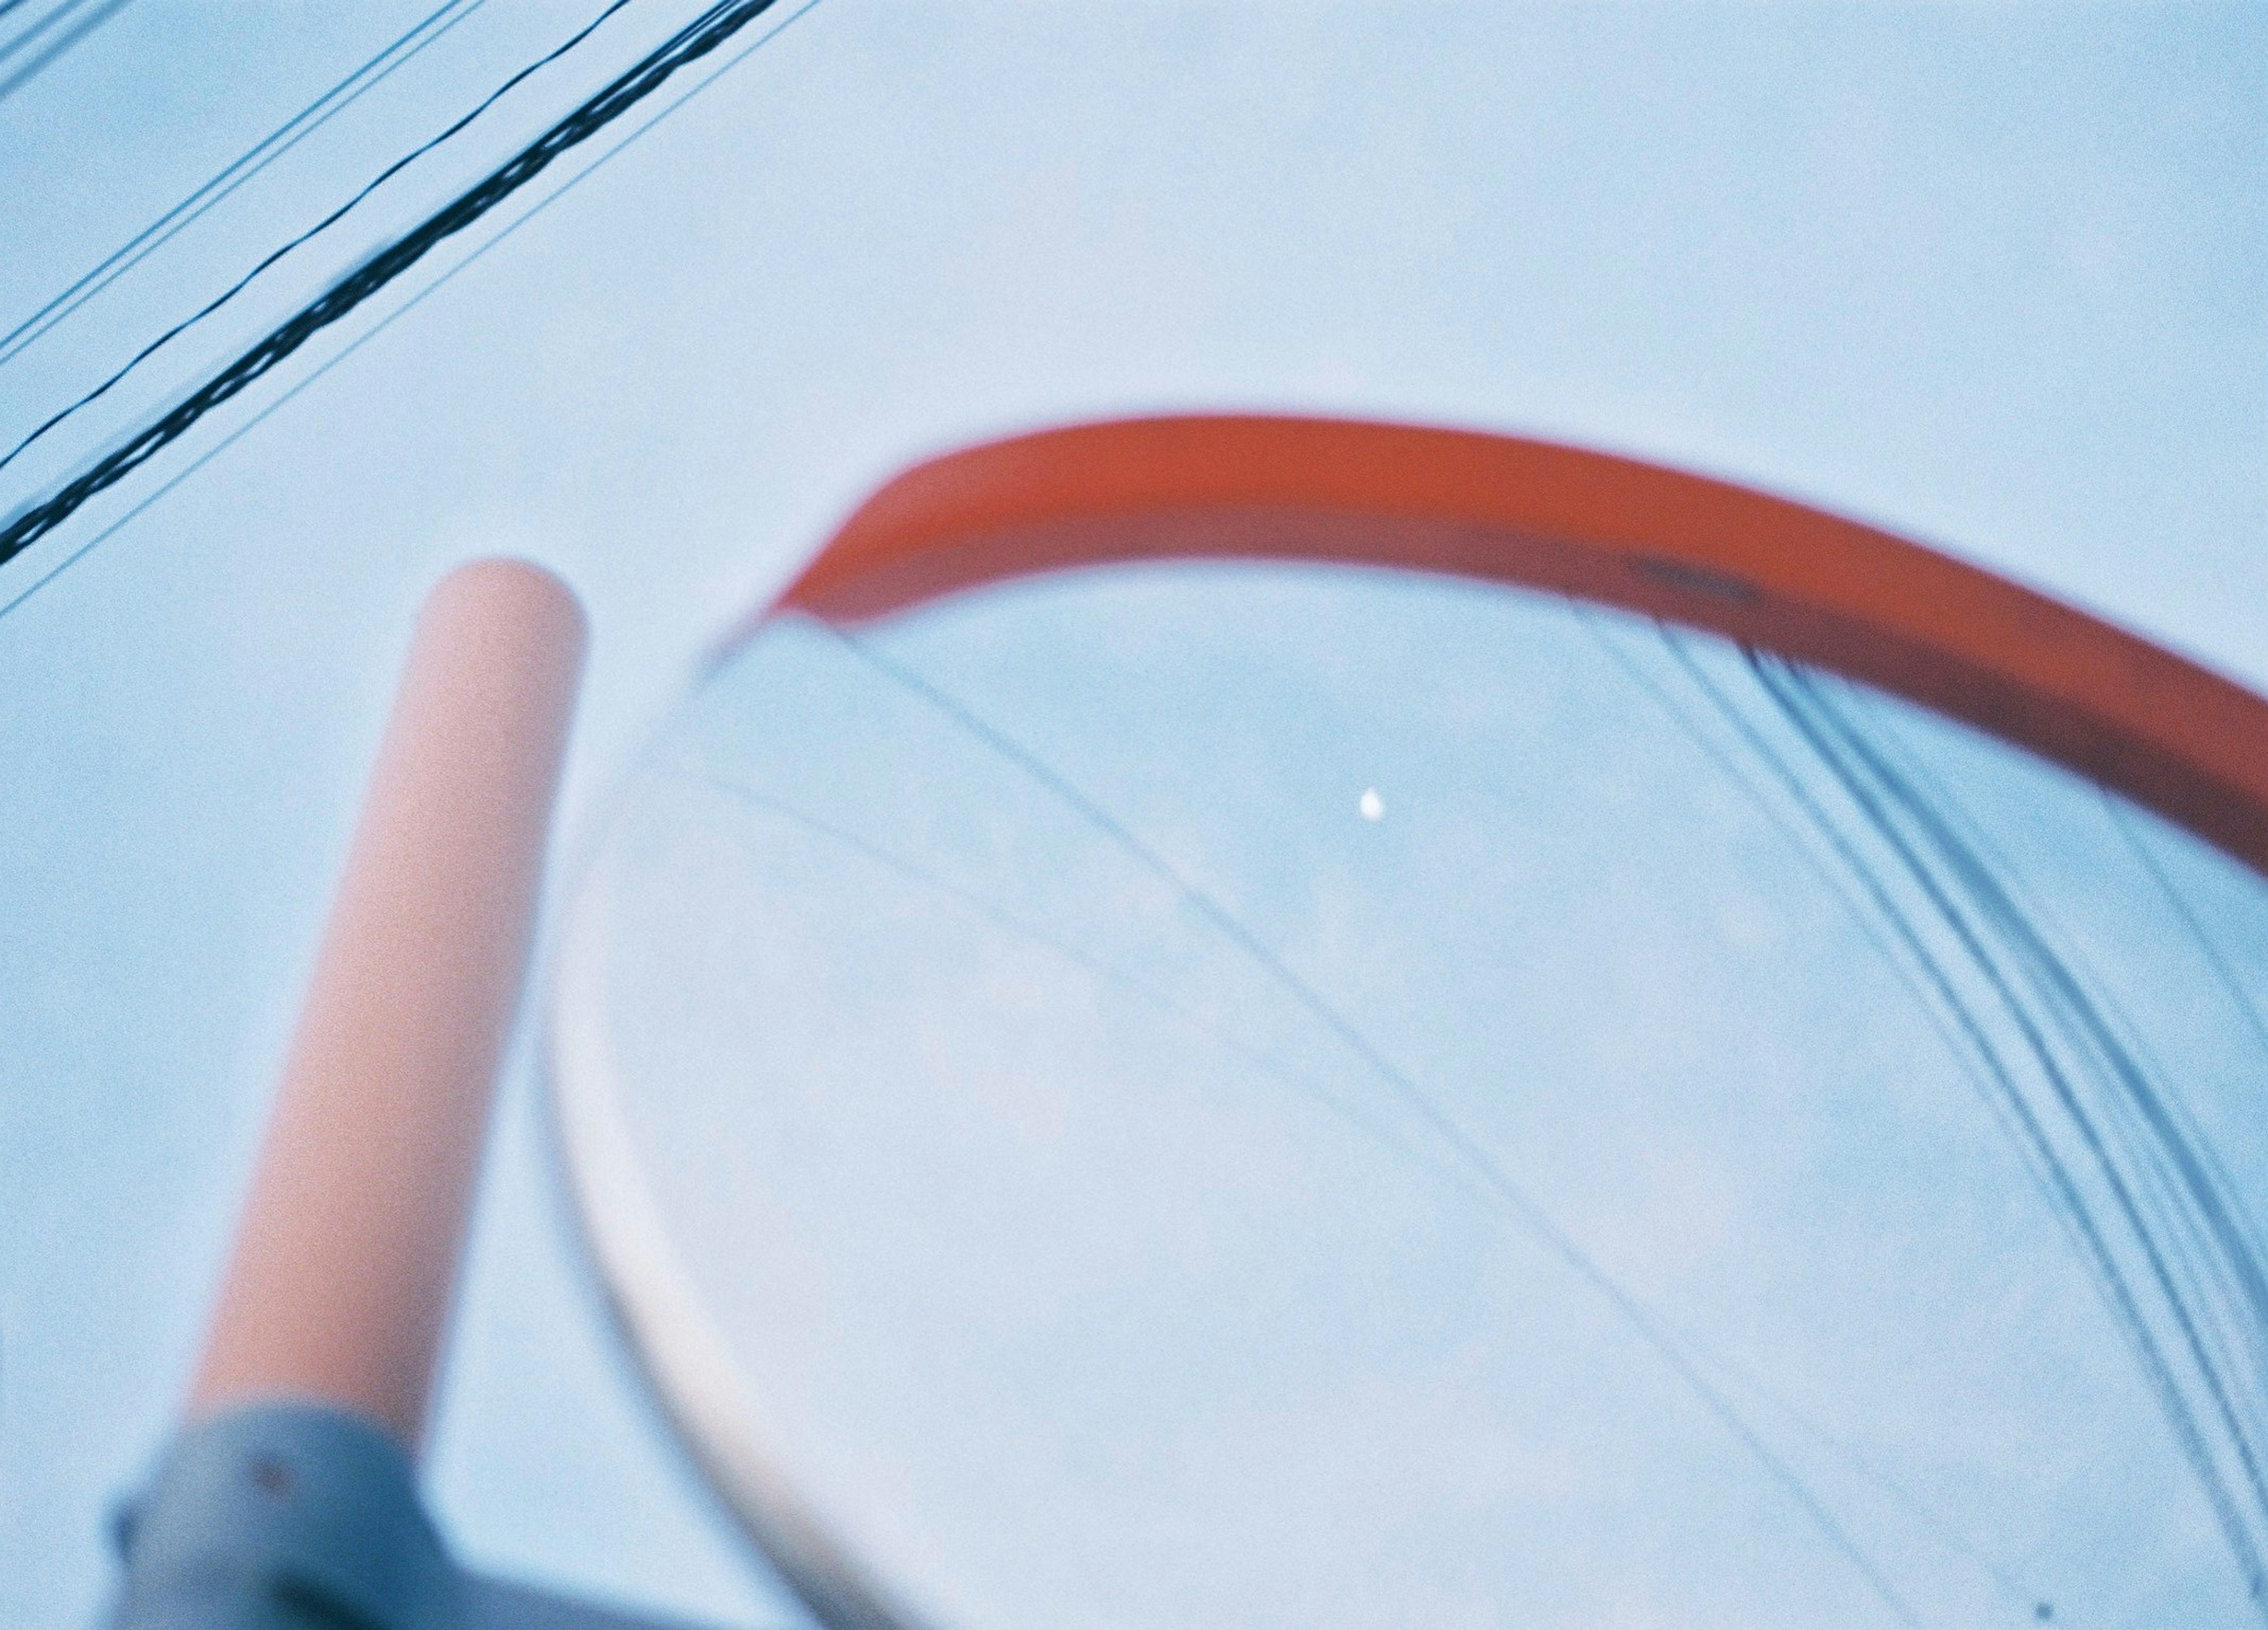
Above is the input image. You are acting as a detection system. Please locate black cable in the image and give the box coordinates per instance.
[0,0,490,370]
[2109,795,2268,1062]
[0,0,637,481]
[1758,655,2268,1606]
[0,0,131,105]
[0,0,101,69]
[0,0,786,569]
[0,0,820,625]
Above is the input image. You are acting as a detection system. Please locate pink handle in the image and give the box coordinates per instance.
[188,559,586,1450]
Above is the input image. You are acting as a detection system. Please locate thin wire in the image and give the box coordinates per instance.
[0,0,638,478]
[1660,641,2266,1622]
[830,627,1919,1625]
[1764,658,2261,1597]
[0,0,129,105]
[2106,794,2268,1065]
[677,767,1452,1182]
[1584,612,2055,1198]
[1607,621,2130,1504]
[693,653,2066,1616]
[0,0,799,569]
[0,0,824,623]
[0,0,490,369]
[0,0,98,69]
[1666,1318,2052,1616]
[1807,669,2268,1444]
[1817,677,2268,1502]
[1501,615,2061,1613]
[1839,683,2268,1466]
[1758,656,2268,1606]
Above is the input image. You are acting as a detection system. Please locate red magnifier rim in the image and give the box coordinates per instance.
[760,414,2268,881]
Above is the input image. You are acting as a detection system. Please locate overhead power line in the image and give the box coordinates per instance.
[0,0,491,371]
[0,0,133,106]
[0,0,638,480]
[0,0,820,621]
[1,0,794,569]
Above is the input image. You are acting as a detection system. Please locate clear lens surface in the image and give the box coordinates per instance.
[560,562,2268,1630]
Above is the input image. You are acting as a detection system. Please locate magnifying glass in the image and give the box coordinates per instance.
[548,416,2268,1630]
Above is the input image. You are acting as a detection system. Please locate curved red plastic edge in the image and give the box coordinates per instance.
[773,415,2268,880]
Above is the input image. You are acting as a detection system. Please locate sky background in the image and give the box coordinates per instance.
[0,2,2263,1626]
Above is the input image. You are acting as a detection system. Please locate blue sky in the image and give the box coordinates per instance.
[1,4,2262,1626]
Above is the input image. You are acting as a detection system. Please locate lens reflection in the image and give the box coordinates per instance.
[571,562,2268,1629]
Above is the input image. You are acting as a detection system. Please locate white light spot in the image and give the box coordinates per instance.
[1358,787,1384,821]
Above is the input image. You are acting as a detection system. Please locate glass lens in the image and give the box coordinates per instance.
[562,560,2268,1629]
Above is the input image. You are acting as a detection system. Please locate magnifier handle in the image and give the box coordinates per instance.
[186,558,586,1450]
